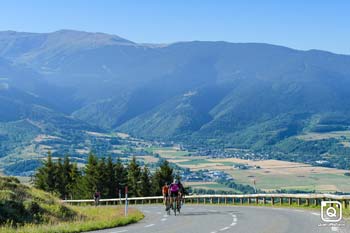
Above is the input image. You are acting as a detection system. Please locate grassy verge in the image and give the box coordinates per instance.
[0,206,144,233]
[0,176,143,233]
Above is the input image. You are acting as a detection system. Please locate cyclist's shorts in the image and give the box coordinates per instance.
[164,193,169,198]
[170,191,179,197]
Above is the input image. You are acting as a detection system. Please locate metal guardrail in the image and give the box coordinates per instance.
[62,194,350,209]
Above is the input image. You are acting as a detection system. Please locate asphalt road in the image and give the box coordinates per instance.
[87,205,349,233]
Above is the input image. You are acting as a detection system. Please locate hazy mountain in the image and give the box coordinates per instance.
[1,30,350,171]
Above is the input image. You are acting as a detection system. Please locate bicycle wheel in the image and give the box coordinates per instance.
[167,206,171,215]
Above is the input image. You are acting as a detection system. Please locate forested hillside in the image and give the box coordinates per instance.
[0,30,350,172]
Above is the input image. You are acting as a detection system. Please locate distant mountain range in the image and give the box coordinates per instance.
[1,29,350,173]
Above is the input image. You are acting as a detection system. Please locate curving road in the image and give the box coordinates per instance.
[87,205,349,233]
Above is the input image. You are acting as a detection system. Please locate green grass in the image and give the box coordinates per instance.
[0,176,144,233]
[178,159,214,165]
[228,170,350,192]
[189,182,241,192]
[219,161,238,166]
[0,206,143,233]
[146,147,190,157]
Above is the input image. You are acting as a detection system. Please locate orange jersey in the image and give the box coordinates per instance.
[162,185,169,195]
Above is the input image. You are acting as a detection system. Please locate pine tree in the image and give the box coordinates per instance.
[33,151,56,193]
[46,151,57,193]
[151,160,173,195]
[127,156,141,197]
[115,157,127,196]
[68,162,81,199]
[61,155,73,199]
[83,152,99,198]
[151,169,162,195]
[105,156,117,198]
[140,166,152,197]
[159,160,174,184]
[55,157,64,197]
[97,157,108,197]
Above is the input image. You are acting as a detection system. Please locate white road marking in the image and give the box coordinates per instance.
[311,212,320,216]
[161,218,167,221]
[331,226,339,232]
[156,211,161,214]
[144,224,155,228]
[163,214,168,217]
[230,222,237,226]
[293,209,304,213]
[210,231,218,233]
[111,230,128,233]
[219,227,230,231]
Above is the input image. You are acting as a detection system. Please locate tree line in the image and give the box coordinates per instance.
[33,152,175,199]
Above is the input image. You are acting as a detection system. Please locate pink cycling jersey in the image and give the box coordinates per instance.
[170,184,179,192]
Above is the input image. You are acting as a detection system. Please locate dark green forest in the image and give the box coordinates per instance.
[33,152,174,199]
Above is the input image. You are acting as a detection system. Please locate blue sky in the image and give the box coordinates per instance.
[0,0,349,54]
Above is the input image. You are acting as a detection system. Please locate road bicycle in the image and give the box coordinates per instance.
[171,195,181,216]
[164,196,171,215]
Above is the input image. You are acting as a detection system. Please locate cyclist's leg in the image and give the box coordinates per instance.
[169,192,173,208]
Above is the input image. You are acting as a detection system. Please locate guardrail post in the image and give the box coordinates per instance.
[271,197,275,205]
[280,197,283,205]
[314,199,317,206]
[204,197,206,204]
[197,198,199,204]
[232,198,235,205]
[240,198,243,205]
[343,200,348,209]
[218,197,220,204]
[297,198,301,206]
[263,197,266,205]
[210,197,213,204]
[288,197,292,205]
[256,197,259,205]
[248,197,251,205]
[149,199,151,204]
[224,197,227,204]
[306,198,309,206]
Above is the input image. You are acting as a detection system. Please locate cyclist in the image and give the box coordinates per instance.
[178,180,185,205]
[93,190,101,206]
[162,182,170,210]
[168,179,181,211]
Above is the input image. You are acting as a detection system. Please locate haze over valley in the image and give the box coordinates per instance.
[1,29,350,176]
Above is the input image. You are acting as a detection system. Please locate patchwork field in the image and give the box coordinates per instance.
[296,130,350,141]
[151,147,350,193]
[184,181,241,193]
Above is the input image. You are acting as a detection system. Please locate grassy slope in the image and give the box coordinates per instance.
[0,176,143,233]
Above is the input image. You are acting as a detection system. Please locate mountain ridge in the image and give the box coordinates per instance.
[0,29,350,173]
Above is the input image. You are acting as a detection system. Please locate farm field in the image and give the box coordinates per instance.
[184,181,241,193]
[296,130,350,141]
[152,147,350,193]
